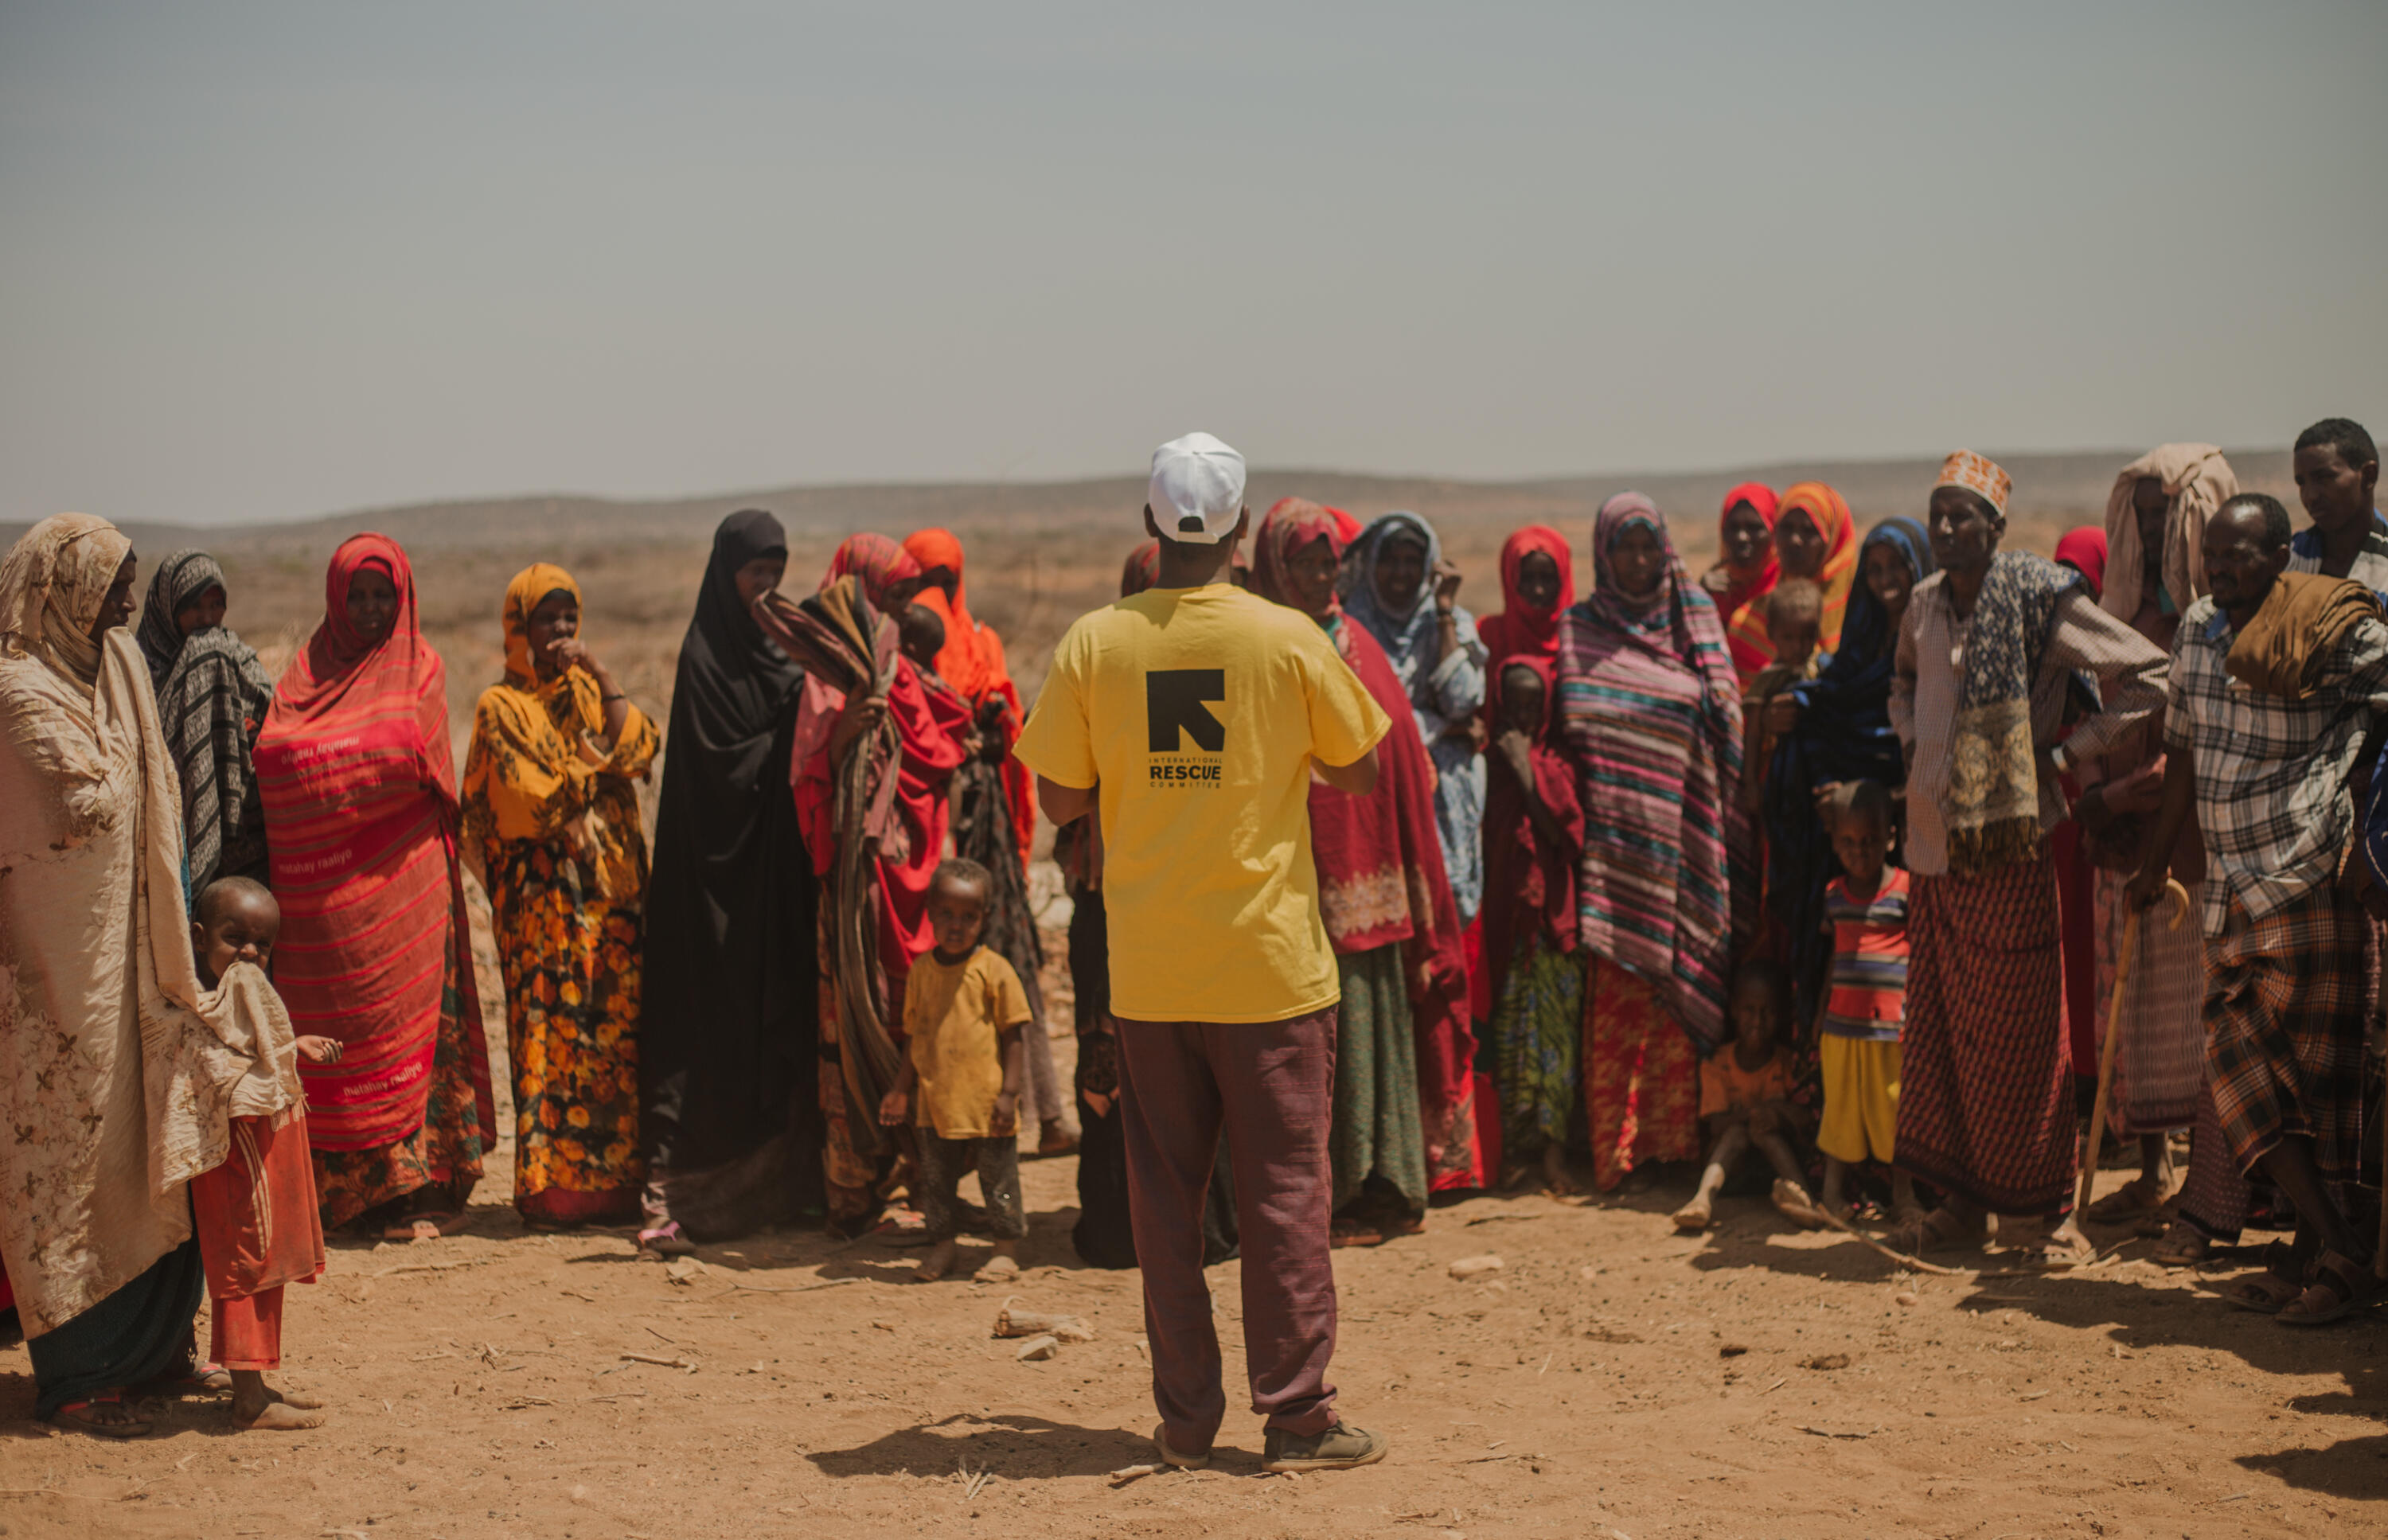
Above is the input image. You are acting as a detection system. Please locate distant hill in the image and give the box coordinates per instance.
[1,448,2297,566]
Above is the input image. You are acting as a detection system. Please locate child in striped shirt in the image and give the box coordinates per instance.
[1814,782,1920,1222]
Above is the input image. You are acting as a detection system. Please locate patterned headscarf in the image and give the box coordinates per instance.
[1944,551,2084,874]
[135,549,229,688]
[1344,510,1481,700]
[1249,498,1351,614]
[0,512,134,692]
[821,534,924,613]
[1556,493,1744,1051]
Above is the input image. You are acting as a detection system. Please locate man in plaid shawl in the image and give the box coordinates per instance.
[1889,452,2167,1265]
[2129,492,2388,1325]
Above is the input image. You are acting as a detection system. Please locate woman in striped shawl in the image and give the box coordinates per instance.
[135,551,274,895]
[1555,495,1746,1191]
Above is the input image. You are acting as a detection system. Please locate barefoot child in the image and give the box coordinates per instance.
[1481,657,1586,1195]
[1813,782,1921,1222]
[1674,960,1822,1231]
[879,858,1030,1283]
[187,876,341,1431]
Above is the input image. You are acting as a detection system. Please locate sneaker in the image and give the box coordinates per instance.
[1152,1424,1210,1471]
[1262,1420,1387,1472]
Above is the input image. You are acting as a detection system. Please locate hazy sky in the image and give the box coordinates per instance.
[4,2,2383,526]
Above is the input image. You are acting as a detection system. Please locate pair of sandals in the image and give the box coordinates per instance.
[2225,1242,2378,1326]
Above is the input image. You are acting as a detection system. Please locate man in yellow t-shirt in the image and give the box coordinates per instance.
[1013,431,1391,1475]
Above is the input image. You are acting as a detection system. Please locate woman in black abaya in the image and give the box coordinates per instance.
[638,510,823,1251]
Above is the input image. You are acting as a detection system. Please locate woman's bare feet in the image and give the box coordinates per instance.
[912,1238,958,1283]
[1540,1144,1582,1197]
[1671,1193,1713,1232]
[232,1371,326,1431]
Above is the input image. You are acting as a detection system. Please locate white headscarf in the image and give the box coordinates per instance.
[2101,445,2238,622]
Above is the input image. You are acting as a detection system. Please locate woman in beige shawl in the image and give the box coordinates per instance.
[0,514,301,1437]
[2075,446,2237,1254]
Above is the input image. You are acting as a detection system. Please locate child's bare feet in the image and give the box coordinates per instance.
[1540,1144,1581,1197]
[1671,1193,1713,1232]
[974,1242,1021,1284]
[1770,1178,1828,1230]
[912,1238,958,1283]
[231,1370,326,1432]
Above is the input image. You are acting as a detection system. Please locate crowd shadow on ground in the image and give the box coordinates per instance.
[802,1411,1157,1482]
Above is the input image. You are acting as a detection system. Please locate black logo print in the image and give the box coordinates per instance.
[1146,669,1226,752]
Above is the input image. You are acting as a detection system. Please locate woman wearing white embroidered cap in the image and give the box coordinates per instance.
[1013,432,1394,1473]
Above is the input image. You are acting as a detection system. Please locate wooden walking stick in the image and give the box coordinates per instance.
[2075,878,2191,1222]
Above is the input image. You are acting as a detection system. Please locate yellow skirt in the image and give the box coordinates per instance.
[1816,1035,1900,1165]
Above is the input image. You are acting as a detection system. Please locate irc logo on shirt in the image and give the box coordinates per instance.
[1145,669,1225,787]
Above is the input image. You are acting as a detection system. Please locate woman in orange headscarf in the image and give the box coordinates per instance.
[461,563,660,1229]
[1724,481,1855,680]
[900,529,1033,854]
[256,535,498,1240]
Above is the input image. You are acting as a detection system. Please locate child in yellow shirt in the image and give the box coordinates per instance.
[880,859,1030,1283]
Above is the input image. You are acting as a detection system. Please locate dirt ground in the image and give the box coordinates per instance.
[3,881,2385,1538]
[6,492,2382,1537]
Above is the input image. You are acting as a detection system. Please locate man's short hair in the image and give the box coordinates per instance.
[195,875,276,926]
[2295,417,2378,471]
[1766,579,1823,629]
[2218,491,2292,552]
[932,857,991,898]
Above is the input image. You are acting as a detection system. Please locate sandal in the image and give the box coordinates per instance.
[51,1390,152,1439]
[637,1221,698,1258]
[1329,1219,1386,1249]
[2082,1178,2166,1224]
[1882,1207,1981,1257]
[2223,1274,2302,1312]
[382,1211,465,1243]
[2149,1221,2209,1269]
[2279,1248,2376,1327]
[2020,1230,2098,1270]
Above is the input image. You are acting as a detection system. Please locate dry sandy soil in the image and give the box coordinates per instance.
[3,449,2373,1538]
[1,891,2383,1540]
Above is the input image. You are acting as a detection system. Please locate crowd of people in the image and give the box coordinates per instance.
[1,417,2382,1460]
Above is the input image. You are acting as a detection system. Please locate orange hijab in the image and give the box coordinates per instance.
[900,528,1016,713]
[1726,480,1855,675]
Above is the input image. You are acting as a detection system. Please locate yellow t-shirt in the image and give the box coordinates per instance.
[903,946,1032,1139]
[1013,583,1390,1023]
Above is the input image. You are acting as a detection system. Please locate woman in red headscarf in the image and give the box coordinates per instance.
[899,528,1076,1157]
[1251,498,1476,1241]
[256,535,498,1240]
[790,534,967,1233]
[1477,525,1577,676]
[1705,483,1779,688]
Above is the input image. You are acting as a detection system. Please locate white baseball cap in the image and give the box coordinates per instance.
[1148,431,1247,545]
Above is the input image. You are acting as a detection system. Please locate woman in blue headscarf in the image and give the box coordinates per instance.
[1344,512,1489,926]
[1762,517,1937,1035]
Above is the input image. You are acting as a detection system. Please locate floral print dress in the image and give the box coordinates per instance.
[462,663,659,1226]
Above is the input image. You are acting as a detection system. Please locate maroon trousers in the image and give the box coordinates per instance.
[1118,1008,1339,1454]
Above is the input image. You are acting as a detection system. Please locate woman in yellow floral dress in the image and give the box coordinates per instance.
[462,563,660,1228]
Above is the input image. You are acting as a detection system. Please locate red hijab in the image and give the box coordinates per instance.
[1715,482,1781,618]
[1477,524,1577,671]
[257,533,491,1151]
[2054,526,2109,602]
